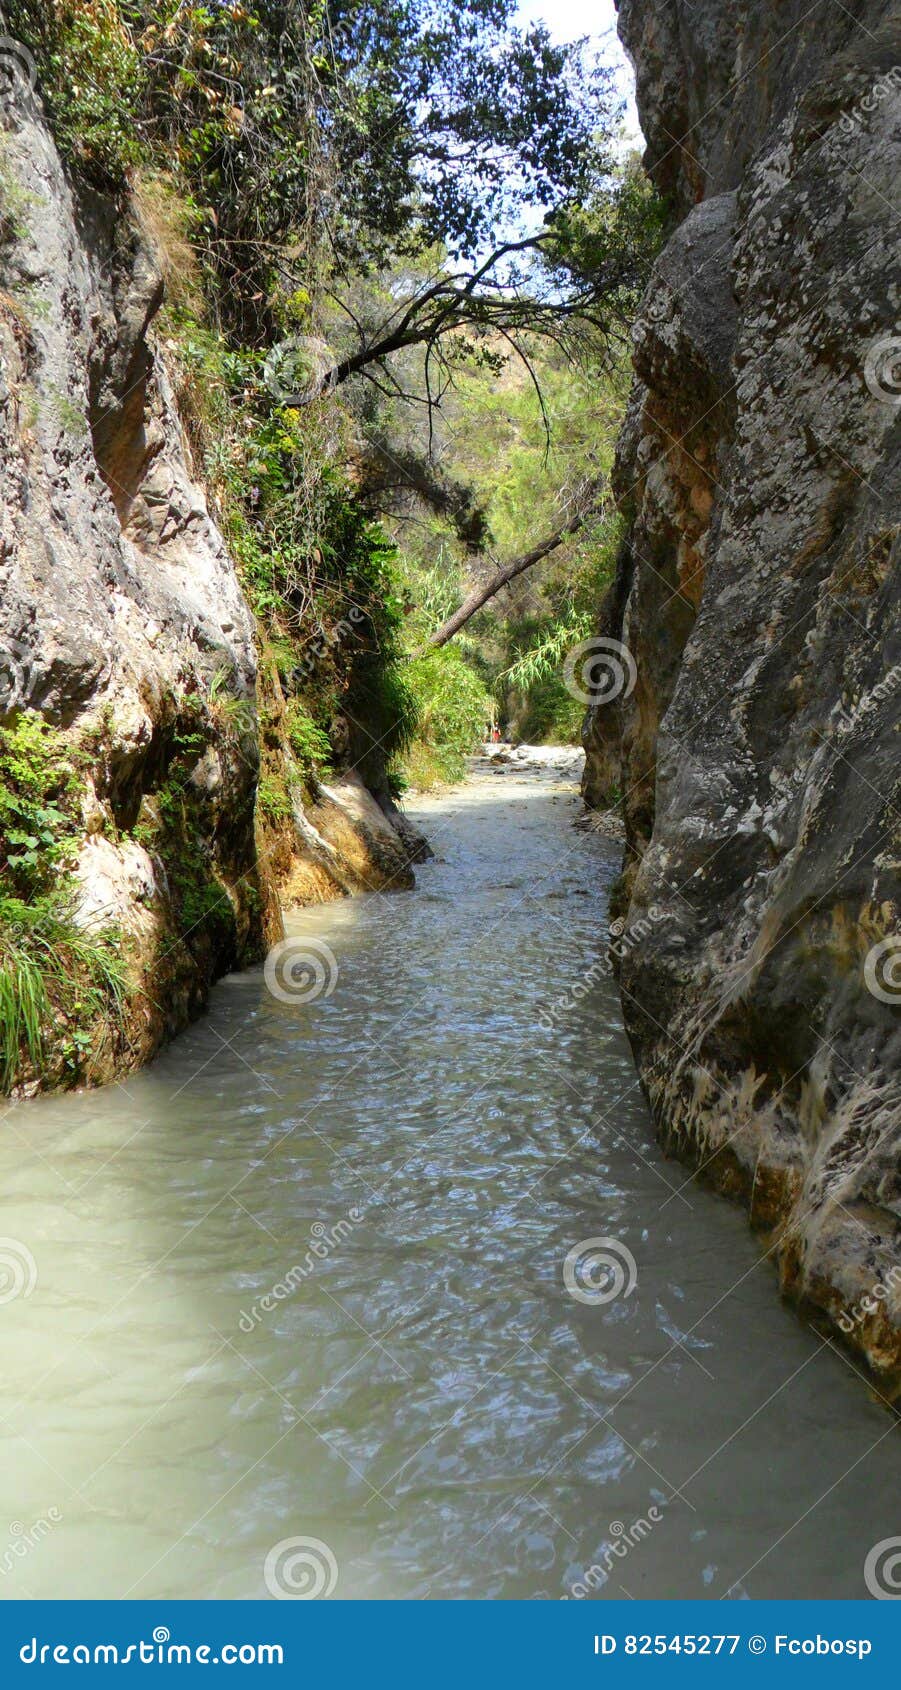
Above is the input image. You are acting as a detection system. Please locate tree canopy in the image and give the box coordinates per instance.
[4,0,661,777]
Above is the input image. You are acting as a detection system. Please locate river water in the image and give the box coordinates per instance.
[0,753,897,1601]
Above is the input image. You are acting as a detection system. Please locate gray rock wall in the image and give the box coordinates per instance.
[0,82,270,1070]
[584,0,900,1387]
[0,82,420,1090]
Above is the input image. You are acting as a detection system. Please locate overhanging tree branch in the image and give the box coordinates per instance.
[277,233,634,409]
[424,485,607,648]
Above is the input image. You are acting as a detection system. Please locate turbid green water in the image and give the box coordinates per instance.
[0,756,897,1600]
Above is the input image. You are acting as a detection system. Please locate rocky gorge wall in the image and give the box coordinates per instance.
[584,0,901,1388]
[0,76,423,1094]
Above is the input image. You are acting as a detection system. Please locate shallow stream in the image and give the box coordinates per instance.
[0,754,896,1599]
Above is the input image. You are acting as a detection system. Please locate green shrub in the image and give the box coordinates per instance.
[396,647,491,787]
[508,672,585,744]
[256,773,293,827]
[498,511,625,743]
[0,711,83,899]
[346,656,419,788]
[134,773,235,947]
[284,702,332,777]
[4,0,144,184]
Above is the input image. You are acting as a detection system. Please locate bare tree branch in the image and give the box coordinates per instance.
[424,486,607,648]
[276,234,627,409]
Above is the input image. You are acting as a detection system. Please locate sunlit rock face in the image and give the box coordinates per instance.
[584,0,901,1387]
[0,86,270,1081]
[0,89,422,1091]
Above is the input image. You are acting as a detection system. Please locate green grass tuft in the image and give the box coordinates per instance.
[0,896,128,1092]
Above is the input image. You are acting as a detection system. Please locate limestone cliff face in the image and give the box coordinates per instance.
[0,84,421,1091]
[585,0,901,1387]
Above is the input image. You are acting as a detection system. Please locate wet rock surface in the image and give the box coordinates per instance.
[584,0,901,1386]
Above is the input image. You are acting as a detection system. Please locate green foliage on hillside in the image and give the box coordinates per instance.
[4,1,652,802]
[400,651,492,787]
[3,0,143,182]
[375,325,630,753]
